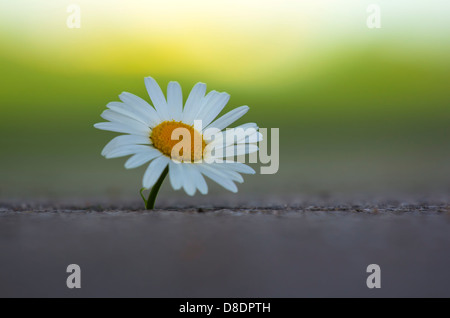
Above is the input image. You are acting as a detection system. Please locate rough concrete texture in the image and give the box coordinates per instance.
[1,197,449,297]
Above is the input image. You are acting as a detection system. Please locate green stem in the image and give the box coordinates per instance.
[140,166,169,210]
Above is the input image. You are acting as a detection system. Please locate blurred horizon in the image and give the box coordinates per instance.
[1,1,449,200]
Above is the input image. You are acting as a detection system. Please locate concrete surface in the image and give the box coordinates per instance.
[1,197,449,298]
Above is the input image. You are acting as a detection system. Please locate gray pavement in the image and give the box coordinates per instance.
[1,199,449,297]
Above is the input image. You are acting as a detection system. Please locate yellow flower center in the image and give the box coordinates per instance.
[150,121,206,162]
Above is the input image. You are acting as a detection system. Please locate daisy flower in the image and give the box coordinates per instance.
[94,77,261,208]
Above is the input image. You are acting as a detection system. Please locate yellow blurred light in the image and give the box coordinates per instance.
[0,0,449,84]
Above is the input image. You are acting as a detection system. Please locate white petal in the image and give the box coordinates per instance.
[197,164,238,193]
[144,77,170,120]
[205,126,260,151]
[105,102,149,126]
[94,122,150,136]
[221,162,255,174]
[233,128,262,144]
[182,82,206,124]
[119,92,150,110]
[182,164,197,196]
[105,144,152,159]
[203,106,249,137]
[183,90,218,125]
[237,132,262,144]
[124,149,162,169]
[200,92,230,128]
[115,94,162,127]
[142,156,169,189]
[191,165,208,195]
[209,163,244,183]
[167,81,183,121]
[168,160,183,190]
[236,122,258,130]
[100,110,151,132]
[234,123,262,144]
[221,144,259,158]
[101,134,151,156]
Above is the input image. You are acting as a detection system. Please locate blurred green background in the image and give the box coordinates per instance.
[1,0,449,201]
